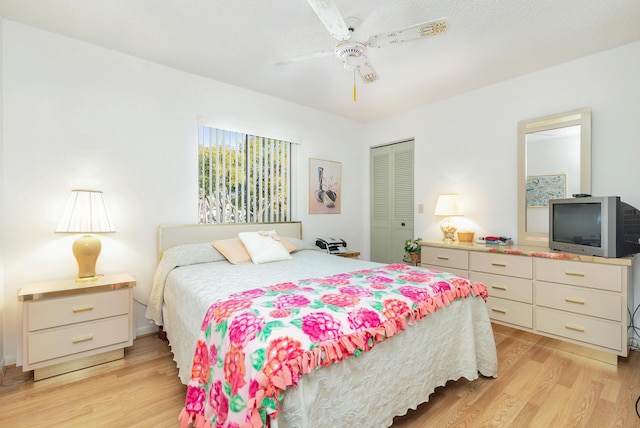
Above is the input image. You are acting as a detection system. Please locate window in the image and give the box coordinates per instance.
[198,126,292,224]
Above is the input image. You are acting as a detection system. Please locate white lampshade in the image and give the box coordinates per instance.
[433,194,463,217]
[56,190,115,281]
[56,190,115,233]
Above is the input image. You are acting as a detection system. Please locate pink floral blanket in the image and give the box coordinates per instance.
[179,263,488,428]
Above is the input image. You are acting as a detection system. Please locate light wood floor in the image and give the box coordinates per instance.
[1,324,639,427]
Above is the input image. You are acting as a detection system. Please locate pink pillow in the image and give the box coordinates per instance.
[212,238,251,264]
[280,237,297,253]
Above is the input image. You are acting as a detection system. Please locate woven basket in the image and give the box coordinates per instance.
[458,232,474,242]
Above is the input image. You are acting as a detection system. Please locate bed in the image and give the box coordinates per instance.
[146,222,498,428]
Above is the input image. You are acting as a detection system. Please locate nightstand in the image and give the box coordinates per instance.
[336,251,360,259]
[19,273,136,380]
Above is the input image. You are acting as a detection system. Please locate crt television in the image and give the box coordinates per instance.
[549,196,640,258]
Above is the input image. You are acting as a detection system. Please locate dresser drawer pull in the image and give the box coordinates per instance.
[72,305,94,313]
[564,271,585,277]
[564,324,585,332]
[436,256,450,260]
[72,334,94,344]
[565,297,585,305]
[491,307,507,314]
[491,262,507,267]
[492,285,507,291]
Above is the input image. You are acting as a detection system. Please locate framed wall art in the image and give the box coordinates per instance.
[526,173,566,207]
[309,158,341,214]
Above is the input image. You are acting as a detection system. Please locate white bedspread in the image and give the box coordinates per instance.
[150,247,383,383]
[147,246,498,427]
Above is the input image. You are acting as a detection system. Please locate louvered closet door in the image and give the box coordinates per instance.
[370,140,415,263]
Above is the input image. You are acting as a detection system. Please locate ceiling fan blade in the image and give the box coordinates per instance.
[272,50,335,66]
[306,0,351,41]
[367,18,449,48]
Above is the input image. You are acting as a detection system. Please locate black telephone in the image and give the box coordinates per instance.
[315,238,347,254]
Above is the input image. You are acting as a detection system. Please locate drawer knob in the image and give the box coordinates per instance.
[73,305,94,313]
[564,297,585,305]
[564,271,585,277]
[492,285,507,291]
[491,308,507,314]
[564,323,585,332]
[72,334,94,344]
[437,256,450,260]
[491,262,507,267]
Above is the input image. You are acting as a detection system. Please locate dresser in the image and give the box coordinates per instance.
[19,273,136,380]
[421,241,634,364]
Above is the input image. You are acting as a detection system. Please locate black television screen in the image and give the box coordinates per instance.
[552,202,602,248]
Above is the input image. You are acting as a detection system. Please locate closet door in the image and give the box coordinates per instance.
[370,140,415,263]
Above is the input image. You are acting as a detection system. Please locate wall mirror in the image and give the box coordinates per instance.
[517,108,591,247]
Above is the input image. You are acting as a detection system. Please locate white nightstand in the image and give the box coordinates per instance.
[19,273,136,380]
[336,251,360,259]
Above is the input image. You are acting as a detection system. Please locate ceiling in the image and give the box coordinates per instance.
[1,0,639,122]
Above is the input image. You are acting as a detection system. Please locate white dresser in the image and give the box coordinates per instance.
[19,273,136,380]
[421,241,634,363]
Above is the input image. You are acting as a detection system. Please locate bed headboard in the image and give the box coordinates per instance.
[157,221,303,260]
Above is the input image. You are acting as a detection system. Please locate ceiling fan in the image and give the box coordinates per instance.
[274,0,449,88]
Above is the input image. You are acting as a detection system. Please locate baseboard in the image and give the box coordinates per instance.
[136,323,158,338]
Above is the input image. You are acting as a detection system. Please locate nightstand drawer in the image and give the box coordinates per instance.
[470,252,532,279]
[470,272,532,303]
[27,288,130,331]
[536,282,621,321]
[28,315,130,364]
[486,296,533,328]
[421,247,468,270]
[535,259,622,292]
[536,307,622,351]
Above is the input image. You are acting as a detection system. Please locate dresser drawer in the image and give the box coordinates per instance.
[535,258,622,292]
[536,282,621,321]
[470,252,532,279]
[535,307,622,352]
[470,272,533,304]
[486,296,533,328]
[28,315,131,364]
[27,288,130,331]
[422,264,468,278]
[421,247,468,270]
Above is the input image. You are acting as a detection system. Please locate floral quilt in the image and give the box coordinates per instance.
[179,263,488,428]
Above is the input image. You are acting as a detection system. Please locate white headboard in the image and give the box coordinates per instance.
[157,221,302,260]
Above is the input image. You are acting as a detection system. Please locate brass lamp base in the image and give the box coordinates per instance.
[72,234,102,282]
[440,218,458,242]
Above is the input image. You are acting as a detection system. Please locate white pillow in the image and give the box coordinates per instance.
[238,230,293,264]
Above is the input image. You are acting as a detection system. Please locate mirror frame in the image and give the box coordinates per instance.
[517,107,591,247]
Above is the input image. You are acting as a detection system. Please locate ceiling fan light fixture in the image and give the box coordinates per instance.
[361,72,377,83]
[420,21,448,37]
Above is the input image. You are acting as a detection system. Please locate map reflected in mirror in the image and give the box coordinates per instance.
[525,125,580,233]
[517,108,591,247]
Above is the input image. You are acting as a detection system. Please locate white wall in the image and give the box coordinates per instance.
[1,20,366,366]
[362,40,640,344]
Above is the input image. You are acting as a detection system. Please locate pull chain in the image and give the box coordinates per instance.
[353,69,357,103]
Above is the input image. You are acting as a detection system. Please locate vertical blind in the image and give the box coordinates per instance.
[198,126,291,224]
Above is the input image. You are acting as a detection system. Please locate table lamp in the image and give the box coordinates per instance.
[434,194,463,242]
[56,190,115,281]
